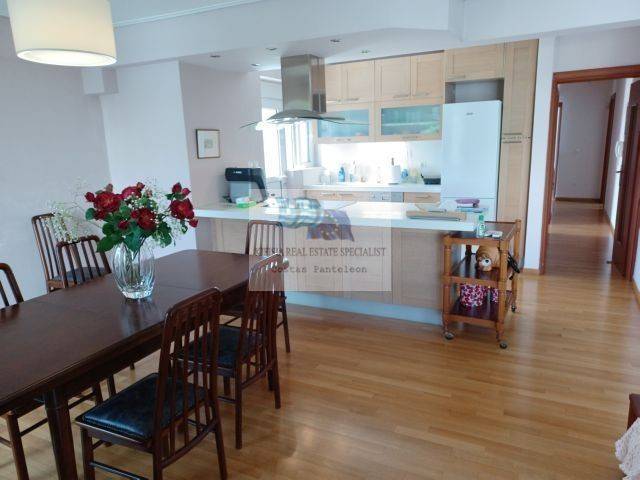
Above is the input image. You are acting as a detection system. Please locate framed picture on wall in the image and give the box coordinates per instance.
[196,129,221,158]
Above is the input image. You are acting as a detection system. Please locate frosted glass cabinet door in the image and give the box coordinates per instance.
[377,101,442,141]
[318,104,373,143]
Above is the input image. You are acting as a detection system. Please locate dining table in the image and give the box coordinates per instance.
[0,249,256,480]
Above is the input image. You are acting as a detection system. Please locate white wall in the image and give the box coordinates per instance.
[555,81,612,199]
[99,61,196,256]
[604,78,633,227]
[179,63,264,207]
[524,36,555,270]
[554,26,640,72]
[0,18,111,300]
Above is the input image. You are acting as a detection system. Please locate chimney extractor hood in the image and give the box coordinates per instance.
[244,54,357,130]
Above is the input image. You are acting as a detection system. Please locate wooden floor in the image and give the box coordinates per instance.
[1,200,638,479]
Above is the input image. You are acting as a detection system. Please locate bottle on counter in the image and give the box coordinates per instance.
[338,166,346,182]
[476,214,486,238]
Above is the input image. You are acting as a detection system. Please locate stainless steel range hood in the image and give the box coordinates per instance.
[244,54,347,130]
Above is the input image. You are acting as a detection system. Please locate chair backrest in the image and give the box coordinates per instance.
[32,213,62,287]
[0,263,23,307]
[237,253,284,376]
[56,236,111,288]
[153,287,222,462]
[245,220,284,256]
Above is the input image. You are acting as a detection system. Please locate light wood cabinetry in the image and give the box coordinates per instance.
[403,192,441,203]
[392,229,443,309]
[325,64,342,104]
[343,61,375,103]
[411,53,444,101]
[305,190,371,201]
[213,219,248,254]
[497,39,538,256]
[501,40,538,137]
[325,61,374,104]
[375,99,442,142]
[375,57,412,101]
[317,103,375,143]
[444,44,505,82]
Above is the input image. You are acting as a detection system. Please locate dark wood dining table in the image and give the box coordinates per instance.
[0,249,255,480]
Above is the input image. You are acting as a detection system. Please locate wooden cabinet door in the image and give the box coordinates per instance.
[497,138,532,254]
[392,229,443,309]
[375,57,411,101]
[342,61,375,103]
[214,219,248,254]
[325,63,343,104]
[411,53,444,101]
[444,44,505,82]
[305,190,340,201]
[403,192,441,203]
[502,40,538,137]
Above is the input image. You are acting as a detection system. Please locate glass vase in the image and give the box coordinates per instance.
[112,241,155,299]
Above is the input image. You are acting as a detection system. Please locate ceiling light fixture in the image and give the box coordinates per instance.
[266,47,278,51]
[251,63,261,67]
[330,39,341,44]
[7,0,117,67]
[210,54,221,58]
[361,49,371,54]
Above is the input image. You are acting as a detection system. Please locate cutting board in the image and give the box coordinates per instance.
[406,209,467,221]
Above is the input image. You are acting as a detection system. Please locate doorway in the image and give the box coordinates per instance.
[541,65,640,276]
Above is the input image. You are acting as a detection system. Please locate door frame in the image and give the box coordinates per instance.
[600,93,616,204]
[540,64,640,274]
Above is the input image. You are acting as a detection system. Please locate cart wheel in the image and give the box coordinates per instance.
[444,332,455,341]
[499,341,508,349]
[511,305,517,312]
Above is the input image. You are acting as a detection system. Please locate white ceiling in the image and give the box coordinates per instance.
[0,0,266,26]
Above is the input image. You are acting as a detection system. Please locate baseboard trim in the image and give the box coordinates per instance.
[522,268,540,275]
[555,197,601,203]
[633,281,640,307]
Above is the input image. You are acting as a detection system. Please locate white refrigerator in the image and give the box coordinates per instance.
[441,100,502,221]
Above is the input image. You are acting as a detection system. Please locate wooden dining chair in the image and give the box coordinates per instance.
[31,213,65,292]
[194,254,283,449]
[57,236,133,391]
[76,287,227,480]
[224,220,291,353]
[0,263,104,480]
[56,235,111,288]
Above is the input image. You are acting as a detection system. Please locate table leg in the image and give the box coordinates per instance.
[44,389,79,480]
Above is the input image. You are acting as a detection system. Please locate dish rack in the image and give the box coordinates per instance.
[441,220,521,349]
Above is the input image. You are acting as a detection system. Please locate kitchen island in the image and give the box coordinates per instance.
[195,201,474,325]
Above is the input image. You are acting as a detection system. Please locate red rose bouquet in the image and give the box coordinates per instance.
[84,182,197,253]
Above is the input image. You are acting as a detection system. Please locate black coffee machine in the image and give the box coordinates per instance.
[225,167,268,203]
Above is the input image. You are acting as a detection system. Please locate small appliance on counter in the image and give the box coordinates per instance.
[225,167,268,204]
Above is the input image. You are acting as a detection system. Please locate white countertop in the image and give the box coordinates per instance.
[304,182,441,193]
[195,201,475,232]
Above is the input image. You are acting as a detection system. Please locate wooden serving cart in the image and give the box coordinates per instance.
[442,220,521,349]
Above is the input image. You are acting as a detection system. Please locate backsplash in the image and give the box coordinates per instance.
[317,141,442,183]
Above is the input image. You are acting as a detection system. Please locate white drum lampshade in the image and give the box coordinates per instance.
[7,0,117,67]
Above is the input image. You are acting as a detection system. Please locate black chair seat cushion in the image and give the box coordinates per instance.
[76,374,203,442]
[52,267,106,283]
[188,326,261,369]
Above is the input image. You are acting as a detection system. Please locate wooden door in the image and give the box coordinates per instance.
[411,53,444,101]
[444,44,505,82]
[342,61,374,103]
[600,94,616,204]
[325,64,343,104]
[613,81,640,277]
[375,57,411,101]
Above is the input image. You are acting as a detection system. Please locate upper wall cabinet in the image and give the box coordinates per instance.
[502,40,538,137]
[318,103,374,143]
[444,44,505,82]
[375,57,412,101]
[411,53,444,102]
[325,61,375,104]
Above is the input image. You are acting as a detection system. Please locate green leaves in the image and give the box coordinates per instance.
[85,208,95,220]
[96,235,121,253]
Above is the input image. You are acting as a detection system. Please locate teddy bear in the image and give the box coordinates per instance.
[475,246,500,272]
